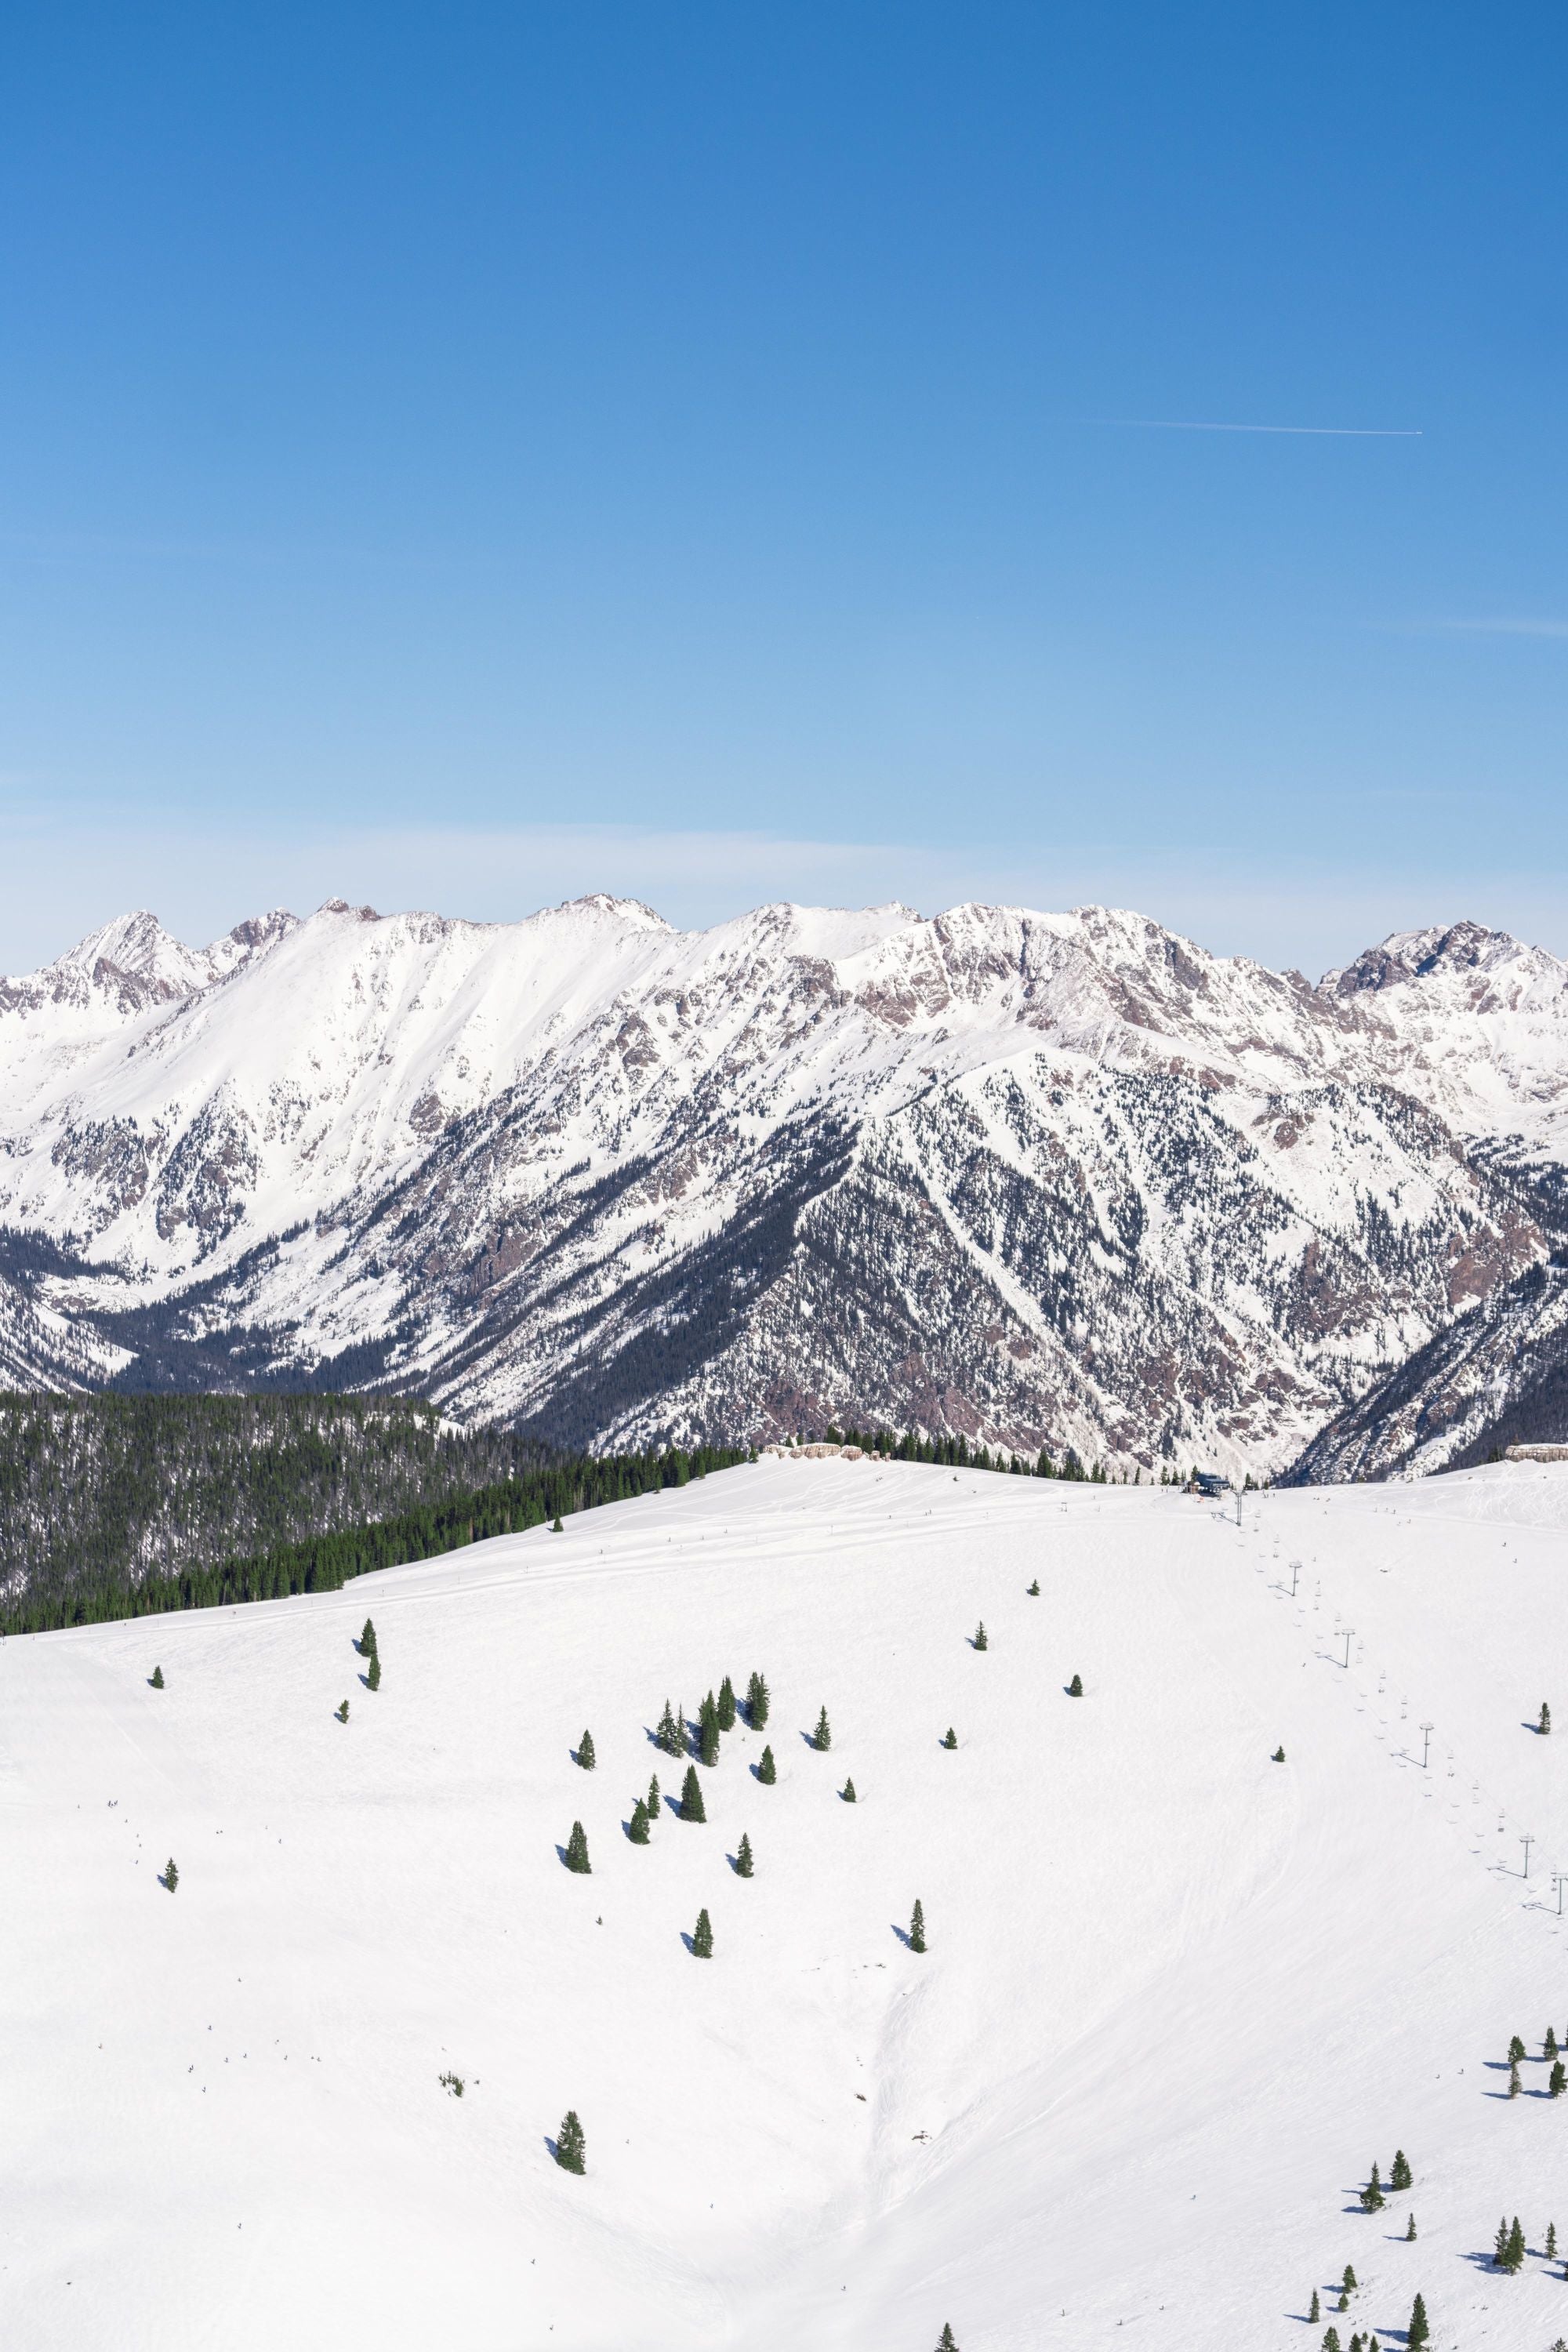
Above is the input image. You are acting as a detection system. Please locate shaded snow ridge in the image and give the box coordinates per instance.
[3,895,1568,1477]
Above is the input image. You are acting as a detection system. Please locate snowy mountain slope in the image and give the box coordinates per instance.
[8,1457,1568,2349]
[3,898,1567,1472]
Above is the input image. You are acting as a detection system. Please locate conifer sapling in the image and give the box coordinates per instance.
[1406,2212,1416,2241]
[1342,2264,1356,2295]
[1390,2149,1411,2190]
[1509,2032,1527,2064]
[1027,1579,1040,1595]
[554,2110,586,2173]
[941,1727,958,1750]
[577,1730,596,1769]
[1406,2302,1429,2352]
[1272,1744,1286,1762]
[735,1833,753,1878]
[361,1617,376,1655]
[814,1705,832,1751]
[699,1703,720,1769]
[1068,1672,1083,1697]
[973,1621,987,1651]
[757,1744,776,1784]
[551,1514,564,1533]
[336,1698,350,1722]
[367,1652,381,1691]
[1323,2328,1341,2352]
[746,1671,770,1730]
[1359,2162,1383,2212]
[1549,2025,1561,2059]
[1549,2220,1559,2259]
[564,1820,590,1874]
[164,1857,179,1892]
[691,1906,713,1958]
[648,1773,661,1820]
[716,1675,736,1732]
[1308,2290,1320,2322]
[1543,1700,1553,1735]
[909,1897,926,1954]
[656,1700,682,1758]
[1336,2292,1348,2312]
[935,2328,959,2351]
[842,1777,856,1802]
[150,1665,164,1689]
[628,1799,650,1845]
[681,1763,706,1823]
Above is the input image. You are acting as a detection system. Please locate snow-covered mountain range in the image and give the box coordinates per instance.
[4,895,1568,1477]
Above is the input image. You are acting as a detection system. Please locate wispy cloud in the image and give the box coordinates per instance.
[1108,419,1422,437]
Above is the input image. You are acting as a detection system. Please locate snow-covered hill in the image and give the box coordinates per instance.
[4,898,1568,1472]
[8,1457,1568,2348]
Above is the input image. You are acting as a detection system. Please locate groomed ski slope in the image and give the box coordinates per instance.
[6,1457,1568,2350]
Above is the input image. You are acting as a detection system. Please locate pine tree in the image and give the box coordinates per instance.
[1494,2216,1510,2267]
[361,1617,377,1655]
[1510,2060,1523,2097]
[629,1798,650,1844]
[1550,2221,1559,2259]
[554,2110,586,2173]
[1406,2296,1428,2351]
[691,1907,713,1958]
[1359,2162,1384,2212]
[336,1698,350,1722]
[1323,2329,1341,2352]
[1342,2264,1357,2295]
[1027,1580,1040,1595]
[1510,2033,1527,2064]
[1550,2025,1560,2059]
[935,2328,958,2351]
[150,1664,164,1688]
[656,1700,682,1758]
[551,1514,564,1533]
[564,1820,590,1873]
[1543,1701,1553,1735]
[842,1777,857,1802]
[735,1833,753,1878]
[1406,2212,1416,2241]
[1390,2149,1411,2190]
[909,1898,926,1954]
[746,1671,771,1730]
[1272,1745,1286,1762]
[681,1764,706,1823]
[973,1621,988,1651]
[164,1857,178,1892]
[577,1730,596,1770]
[757,1744,776,1784]
[648,1773,661,1820]
[699,1700,720,1769]
[717,1675,737,1732]
[1068,1672,1083,1697]
[1337,2292,1348,2312]
[941,1726,958,1749]
[1309,2290,1320,2322]
[367,1652,381,1691]
[1508,2216,1526,2270]
[815,1706,832,1751]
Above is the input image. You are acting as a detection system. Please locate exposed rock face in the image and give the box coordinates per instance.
[2,895,1567,1475]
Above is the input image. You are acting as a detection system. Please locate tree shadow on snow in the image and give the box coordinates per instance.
[543,2132,561,2163]
[889,1923,913,1950]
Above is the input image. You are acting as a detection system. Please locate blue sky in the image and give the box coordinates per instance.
[2,2,1566,974]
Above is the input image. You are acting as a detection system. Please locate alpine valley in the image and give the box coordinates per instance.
[5,895,1568,1483]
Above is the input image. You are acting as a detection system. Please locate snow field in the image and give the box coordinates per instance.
[5,1457,1568,2347]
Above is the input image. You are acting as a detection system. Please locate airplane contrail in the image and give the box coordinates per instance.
[1112,419,1422,437]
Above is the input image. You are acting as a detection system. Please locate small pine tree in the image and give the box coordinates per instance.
[577,1730,596,1770]
[1550,2025,1561,2059]
[164,1857,178,1892]
[842,1777,856,1802]
[367,1652,381,1691]
[1508,2216,1526,2270]
[628,1799,650,1844]
[1068,1672,1083,1697]
[1359,2162,1384,2212]
[735,1833,753,1878]
[1406,2212,1416,2241]
[746,1671,771,1730]
[361,1617,377,1655]
[1342,2265,1357,2295]
[935,2328,958,2352]
[1543,1701,1553,1735]
[1509,2060,1523,2097]
[648,1773,661,1820]
[564,1820,590,1873]
[1272,1744,1286,1762]
[1510,2033,1527,2064]
[717,1675,737,1732]
[1390,2149,1411,2190]
[1406,2296,1428,2352]
[1323,2329,1341,2352]
[681,1764,706,1823]
[1494,2216,1510,2267]
[656,1700,682,1757]
[1027,1579,1040,1595]
[1309,2290,1320,2321]
[814,1706,832,1751]
[555,2110,586,2172]
[691,1907,713,1958]
[941,1726,958,1749]
[1550,2221,1559,2259]
[699,1710,720,1769]
[336,1699,349,1722]
[551,1514,564,1533]
[973,1621,988,1651]
[1337,2292,1348,2312]
[150,1665,164,1689]
[757,1745,776,1784]
[909,1897,926,1954]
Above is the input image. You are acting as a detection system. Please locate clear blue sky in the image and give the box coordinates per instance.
[3,2,1566,973]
